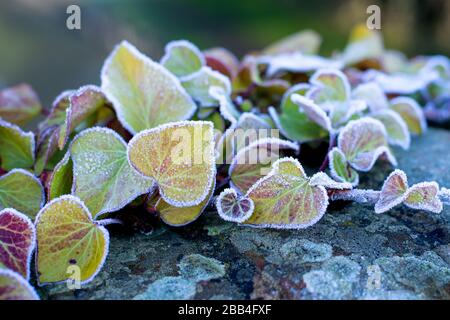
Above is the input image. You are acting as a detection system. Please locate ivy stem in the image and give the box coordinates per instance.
[319,132,336,172]
[330,189,380,204]
[96,218,123,226]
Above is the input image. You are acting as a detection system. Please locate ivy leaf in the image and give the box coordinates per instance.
[269,84,328,143]
[352,82,389,113]
[155,179,215,226]
[290,94,332,132]
[181,66,231,107]
[35,195,109,285]
[71,127,155,218]
[204,47,239,79]
[47,151,72,201]
[404,182,443,213]
[309,172,353,190]
[338,118,397,172]
[390,97,427,135]
[244,157,328,229]
[128,121,216,207]
[0,208,36,280]
[0,119,35,171]
[216,188,254,223]
[0,169,44,219]
[375,169,408,213]
[263,29,322,55]
[0,269,39,300]
[371,110,411,150]
[229,138,299,194]
[0,84,42,126]
[101,41,197,134]
[328,147,359,186]
[160,40,205,78]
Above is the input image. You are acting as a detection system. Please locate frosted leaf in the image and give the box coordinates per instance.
[244,157,328,229]
[216,188,254,223]
[269,83,328,143]
[309,172,352,190]
[0,269,39,300]
[308,69,351,107]
[204,47,239,79]
[127,121,216,207]
[0,208,35,280]
[330,189,380,203]
[155,179,215,227]
[371,110,411,150]
[340,24,384,66]
[404,182,443,213]
[291,94,332,131]
[374,169,408,213]
[229,138,299,194]
[263,29,322,55]
[101,41,197,134]
[0,83,42,126]
[0,119,35,171]
[47,151,73,200]
[181,66,231,107]
[338,118,397,172]
[0,169,44,219]
[160,40,205,78]
[328,147,359,186]
[363,69,439,94]
[71,127,155,218]
[329,99,367,129]
[390,97,427,135]
[439,188,450,205]
[352,82,389,112]
[35,195,109,285]
[260,53,342,77]
[209,86,240,123]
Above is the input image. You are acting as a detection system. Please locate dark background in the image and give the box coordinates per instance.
[1,0,449,106]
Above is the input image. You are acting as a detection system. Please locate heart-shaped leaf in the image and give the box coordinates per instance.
[244,157,328,229]
[128,121,216,207]
[216,188,254,223]
[204,47,239,79]
[352,82,389,113]
[0,269,39,300]
[404,182,443,213]
[160,40,205,78]
[328,147,359,186]
[338,118,397,172]
[155,179,215,226]
[371,110,410,150]
[390,97,427,135]
[35,195,109,285]
[0,84,42,126]
[269,84,328,143]
[181,66,231,107]
[0,119,35,171]
[0,169,44,218]
[229,138,299,194]
[375,169,408,213]
[290,94,332,132]
[101,41,197,134]
[309,172,352,190]
[308,69,350,108]
[47,151,72,201]
[263,29,322,55]
[0,208,35,279]
[71,127,155,218]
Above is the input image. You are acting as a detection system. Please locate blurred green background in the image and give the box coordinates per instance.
[1,0,449,106]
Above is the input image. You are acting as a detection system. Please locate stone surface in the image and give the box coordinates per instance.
[37,128,450,300]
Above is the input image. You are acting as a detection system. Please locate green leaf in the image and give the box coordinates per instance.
[263,30,322,55]
[290,94,332,131]
[371,110,410,150]
[160,40,205,78]
[0,169,44,219]
[404,182,443,213]
[101,41,197,134]
[71,127,155,218]
[47,151,73,201]
[209,86,240,123]
[181,66,231,107]
[338,118,397,172]
[0,84,42,126]
[0,269,39,300]
[244,157,328,229]
[390,97,427,135]
[35,195,109,285]
[127,121,216,207]
[328,147,359,186]
[216,188,254,223]
[0,119,35,171]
